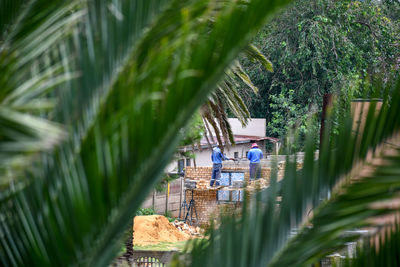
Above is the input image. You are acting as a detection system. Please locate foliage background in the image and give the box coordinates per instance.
[238,0,400,146]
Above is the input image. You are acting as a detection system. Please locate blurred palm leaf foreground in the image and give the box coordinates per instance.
[1,0,400,267]
[0,0,291,266]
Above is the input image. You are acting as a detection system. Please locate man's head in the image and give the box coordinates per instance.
[251,143,258,148]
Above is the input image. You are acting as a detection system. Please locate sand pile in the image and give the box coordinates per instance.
[133,215,190,246]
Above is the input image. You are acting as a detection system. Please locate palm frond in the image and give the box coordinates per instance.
[197,6,272,147]
[203,44,272,145]
[0,1,86,181]
[243,44,274,72]
[269,136,400,266]
[182,78,400,266]
[0,0,175,182]
[201,103,225,149]
[0,0,25,41]
[345,222,400,267]
[216,80,250,124]
[231,60,259,94]
[0,0,292,266]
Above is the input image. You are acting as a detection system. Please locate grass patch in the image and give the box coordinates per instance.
[134,240,188,251]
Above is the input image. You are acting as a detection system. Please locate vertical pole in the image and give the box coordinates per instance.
[165,183,169,215]
[190,190,193,224]
[152,191,155,210]
[179,177,183,218]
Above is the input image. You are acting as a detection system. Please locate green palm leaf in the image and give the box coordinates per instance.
[192,2,274,148]
[345,222,400,267]
[0,0,292,266]
[202,44,273,148]
[270,140,400,266]
[0,0,87,180]
[181,79,400,266]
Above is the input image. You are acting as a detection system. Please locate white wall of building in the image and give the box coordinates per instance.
[166,118,268,172]
[208,118,266,137]
[166,140,268,173]
[228,118,266,137]
[191,143,253,167]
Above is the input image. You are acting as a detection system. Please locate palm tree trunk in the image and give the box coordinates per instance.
[123,221,134,265]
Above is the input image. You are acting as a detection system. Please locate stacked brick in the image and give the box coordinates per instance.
[184,167,212,180]
[182,162,305,226]
[261,168,271,183]
[184,166,274,226]
[247,178,268,189]
[184,188,218,226]
[185,166,274,183]
[275,161,304,180]
[196,179,208,189]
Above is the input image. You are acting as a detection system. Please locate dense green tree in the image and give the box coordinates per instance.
[239,0,400,142]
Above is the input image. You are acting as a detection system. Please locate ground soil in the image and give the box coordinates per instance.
[133,215,191,246]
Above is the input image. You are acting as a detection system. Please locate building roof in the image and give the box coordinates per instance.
[181,135,279,152]
[181,118,278,151]
[228,135,279,144]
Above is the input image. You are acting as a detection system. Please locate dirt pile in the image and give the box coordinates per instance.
[133,215,190,246]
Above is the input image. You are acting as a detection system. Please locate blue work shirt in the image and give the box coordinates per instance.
[211,147,228,164]
[247,147,263,163]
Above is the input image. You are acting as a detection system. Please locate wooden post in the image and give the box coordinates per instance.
[165,183,169,215]
[179,177,183,219]
[152,191,155,210]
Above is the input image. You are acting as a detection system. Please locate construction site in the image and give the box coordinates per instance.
[3,1,399,266]
[123,157,300,267]
[119,100,389,267]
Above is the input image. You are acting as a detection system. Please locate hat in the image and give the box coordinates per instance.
[251,143,258,148]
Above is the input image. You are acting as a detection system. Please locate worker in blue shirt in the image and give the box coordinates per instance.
[247,143,263,180]
[210,146,233,187]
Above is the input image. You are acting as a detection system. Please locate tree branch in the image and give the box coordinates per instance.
[355,21,377,38]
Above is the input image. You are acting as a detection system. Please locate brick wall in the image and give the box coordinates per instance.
[185,167,212,180]
[185,166,272,183]
[139,162,301,221]
[184,189,218,225]
[184,166,273,225]
[184,189,245,226]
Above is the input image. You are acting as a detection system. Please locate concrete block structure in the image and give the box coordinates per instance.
[183,164,272,226]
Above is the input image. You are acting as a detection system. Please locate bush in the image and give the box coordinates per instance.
[135,208,156,216]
